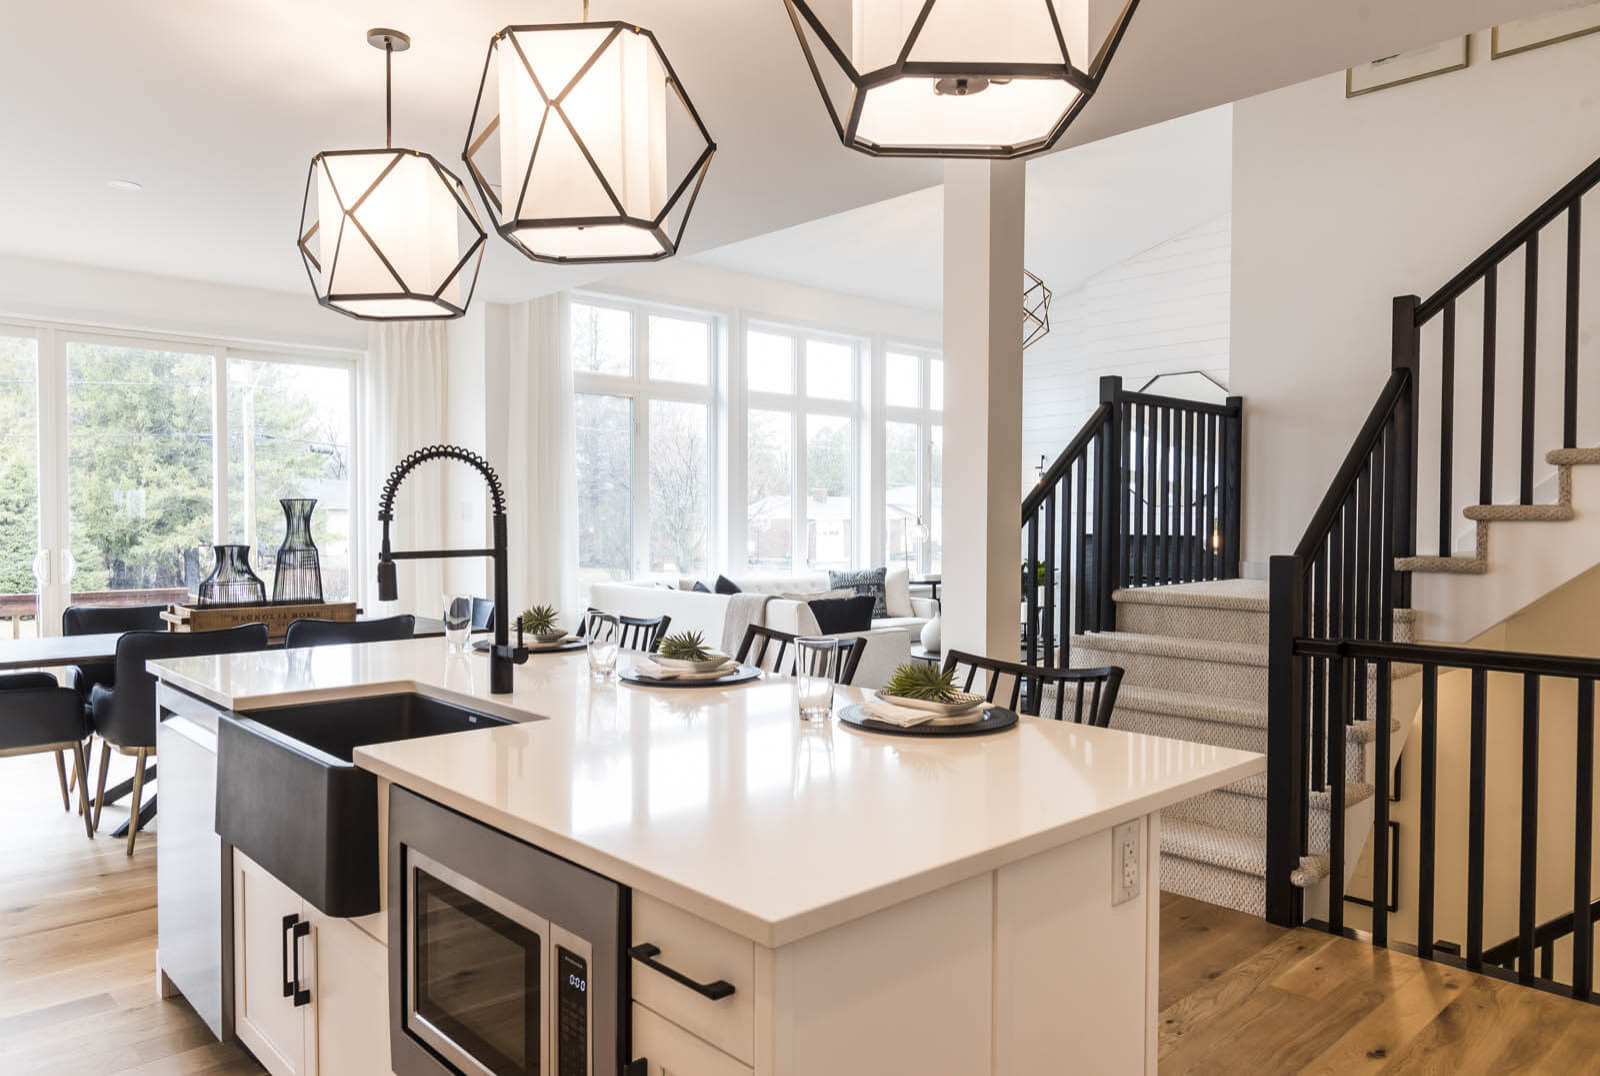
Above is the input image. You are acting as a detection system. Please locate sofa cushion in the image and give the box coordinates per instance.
[714,574,742,595]
[809,595,875,634]
[693,580,712,593]
[830,567,888,619]
[884,565,913,618]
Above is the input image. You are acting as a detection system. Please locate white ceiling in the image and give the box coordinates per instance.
[0,0,1563,305]
[692,104,1234,310]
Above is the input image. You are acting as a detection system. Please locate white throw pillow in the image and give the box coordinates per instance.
[884,565,913,619]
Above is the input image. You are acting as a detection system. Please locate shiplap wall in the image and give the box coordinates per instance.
[1021,213,1231,486]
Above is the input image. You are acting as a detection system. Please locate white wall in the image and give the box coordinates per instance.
[1231,29,1600,575]
[0,252,366,351]
[1021,213,1232,484]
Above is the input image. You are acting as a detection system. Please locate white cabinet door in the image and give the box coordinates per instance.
[233,852,312,1076]
[632,1003,752,1076]
[309,909,392,1075]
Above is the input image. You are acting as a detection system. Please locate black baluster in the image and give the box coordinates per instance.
[1418,664,1439,960]
[1467,667,1488,969]
[1481,266,1498,505]
[1575,679,1594,1000]
[1440,301,1456,555]
[1521,235,1538,505]
[1565,203,1581,450]
[1518,673,1540,983]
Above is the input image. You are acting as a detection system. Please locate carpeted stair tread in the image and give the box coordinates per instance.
[1075,630,1266,667]
[1161,818,1268,877]
[1223,772,1374,805]
[1396,554,1487,574]
[1113,580,1268,612]
[1105,684,1267,728]
[1547,448,1600,466]
[1463,503,1574,522]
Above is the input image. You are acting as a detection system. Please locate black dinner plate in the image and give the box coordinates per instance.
[618,664,763,688]
[837,702,1019,737]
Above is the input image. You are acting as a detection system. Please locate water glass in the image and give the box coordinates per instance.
[795,637,839,723]
[586,612,620,681]
[443,594,472,652]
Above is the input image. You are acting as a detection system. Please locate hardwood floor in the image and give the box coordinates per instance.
[5,752,1600,1074]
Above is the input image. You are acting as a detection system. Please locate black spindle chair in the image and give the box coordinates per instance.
[284,615,416,649]
[941,649,1123,725]
[578,610,672,653]
[736,625,866,687]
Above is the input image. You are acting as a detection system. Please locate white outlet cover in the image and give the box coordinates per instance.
[1112,819,1140,906]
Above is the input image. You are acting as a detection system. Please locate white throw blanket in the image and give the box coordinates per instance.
[720,593,775,656]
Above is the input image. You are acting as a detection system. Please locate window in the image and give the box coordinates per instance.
[572,297,718,582]
[226,355,355,601]
[742,323,862,574]
[0,326,359,635]
[882,347,943,573]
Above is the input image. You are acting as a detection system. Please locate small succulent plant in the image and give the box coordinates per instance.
[517,604,561,636]
[657,630,711,662]
[882,662,960,702]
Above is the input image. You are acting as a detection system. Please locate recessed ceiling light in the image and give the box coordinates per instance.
[106,179,142,191]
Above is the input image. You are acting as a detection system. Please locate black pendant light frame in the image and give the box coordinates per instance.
[1023,268,1053,349]
[779,0,1141,159]
[462,22,717,266]
[297,30,487,322]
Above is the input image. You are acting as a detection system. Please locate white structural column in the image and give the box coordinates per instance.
[941,160,1026,660]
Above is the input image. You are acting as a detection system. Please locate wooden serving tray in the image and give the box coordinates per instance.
[161,601,358,641]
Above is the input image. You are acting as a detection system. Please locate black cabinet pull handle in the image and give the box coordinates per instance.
[628,943,735,1000]
[282,914,311,1007]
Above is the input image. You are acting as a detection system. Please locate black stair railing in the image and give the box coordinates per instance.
[1022,375,1241,669]
[1267,152,1600,998]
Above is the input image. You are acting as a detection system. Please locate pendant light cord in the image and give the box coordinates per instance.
[384,38,393,149]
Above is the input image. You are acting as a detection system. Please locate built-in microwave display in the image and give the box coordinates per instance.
[555,946,589,1076]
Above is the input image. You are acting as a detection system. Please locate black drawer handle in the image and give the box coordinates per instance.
[628,943,735,1000]
[282,914,311,1007]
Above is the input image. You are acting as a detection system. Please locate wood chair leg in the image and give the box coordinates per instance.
[53,750,70,811]
[91,742,111,834]
[72,742,93,840]
[126,750,148,856]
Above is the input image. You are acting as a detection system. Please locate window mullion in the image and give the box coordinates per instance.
[213,349,230,546]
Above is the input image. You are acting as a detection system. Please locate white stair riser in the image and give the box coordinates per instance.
[1071,644,1265,702]
[1160,855,1266,918]
[1114,602,1269,645]
[1164,788,1366,845]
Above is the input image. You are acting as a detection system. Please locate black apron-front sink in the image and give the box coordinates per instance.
[216,695,509,917]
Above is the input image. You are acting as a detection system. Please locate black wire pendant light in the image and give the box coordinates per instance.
[298,29,487,321]
[1023,268,1052,349]
[779,0,1141,159]
[463,2,717,264]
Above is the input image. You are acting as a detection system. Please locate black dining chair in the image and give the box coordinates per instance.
[736,624,867,687]
[471,598,495,632]
[0,672,94,837]
[284,615,416,649]
[940,650,1123,725]
[579,610,671,653]
[89,623,270,853]
[59,603,168,809]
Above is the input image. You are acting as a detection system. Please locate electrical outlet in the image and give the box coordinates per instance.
[1112,819,1141,906]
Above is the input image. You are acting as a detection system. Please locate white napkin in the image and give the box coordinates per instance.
[633,659,739,681]
[860,700,938,727]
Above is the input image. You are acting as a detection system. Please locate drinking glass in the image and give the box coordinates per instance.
[443,594,472,652]
[795,637,839,723]
[586,612,620,681]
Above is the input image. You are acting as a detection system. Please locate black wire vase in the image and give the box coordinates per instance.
[272,497,323,604]
[197,544,267,606]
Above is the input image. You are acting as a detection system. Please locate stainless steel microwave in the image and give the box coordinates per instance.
[388,786,629,1076]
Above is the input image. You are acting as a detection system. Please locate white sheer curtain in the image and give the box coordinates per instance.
[502,294,579,626]
[359,322,450,615]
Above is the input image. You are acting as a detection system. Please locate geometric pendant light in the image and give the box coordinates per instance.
[1023,268,1052,349]
[779,0,1142,159]
[463,8,717,264]
[298,29,486,321]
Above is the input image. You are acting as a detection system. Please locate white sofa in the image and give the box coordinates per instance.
[588,567,936,690]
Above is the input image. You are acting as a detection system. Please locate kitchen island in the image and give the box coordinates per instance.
[150,637,1263,1076]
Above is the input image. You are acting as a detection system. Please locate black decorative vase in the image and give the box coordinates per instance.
[197,544,267,606]
[272,498,323,603]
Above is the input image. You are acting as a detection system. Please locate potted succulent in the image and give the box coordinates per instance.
[654,630,730,673]
[516,604,567,645]
[876,662,985,716]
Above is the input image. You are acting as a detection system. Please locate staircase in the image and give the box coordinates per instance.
[1070,581,1410,916]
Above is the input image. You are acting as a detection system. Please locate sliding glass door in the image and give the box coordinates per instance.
[0,333,42,637]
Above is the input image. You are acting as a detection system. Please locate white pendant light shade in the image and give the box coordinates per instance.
[300,150,485,321]
[298,30,486,322]
[783,0,1140,158]
[465,22,716,264]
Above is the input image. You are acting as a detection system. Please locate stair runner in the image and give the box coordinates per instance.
[1066,579,1413,917]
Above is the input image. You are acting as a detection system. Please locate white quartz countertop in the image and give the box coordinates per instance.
[151,638,1264,947]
